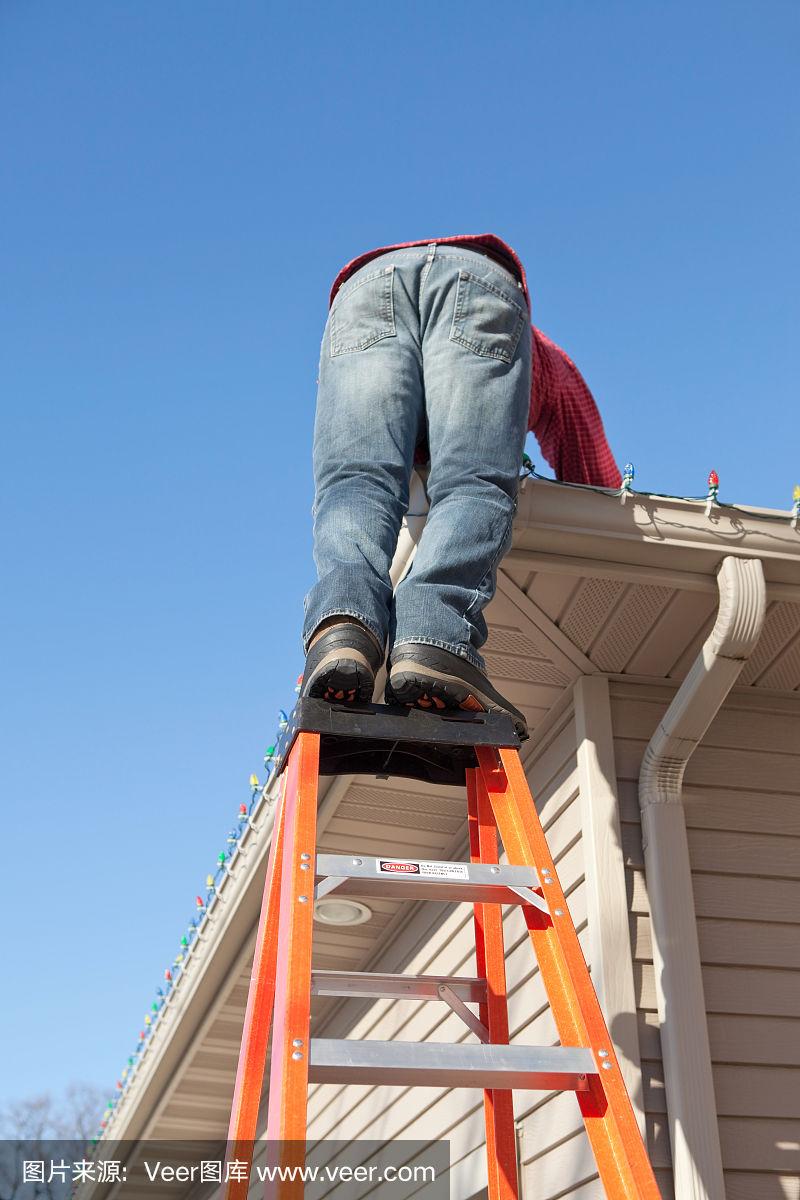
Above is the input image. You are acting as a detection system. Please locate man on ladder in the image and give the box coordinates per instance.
[224,234,659,1200]
[300,234,621,735]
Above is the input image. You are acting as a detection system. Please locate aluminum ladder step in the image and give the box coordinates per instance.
[314,853,548,911]
[308,1039,597,1090]
[311,969,487,1003]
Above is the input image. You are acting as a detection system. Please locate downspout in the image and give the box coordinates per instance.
[638,555,766,1200]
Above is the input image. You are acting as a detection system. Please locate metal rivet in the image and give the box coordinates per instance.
[291,1051,303,1060]
[300,853,311,861]
[292,1039,303,1047]
[490,866,499,874]
[598,1049,609,1058]
[602,1062,612,1070]
[352,857,362,866]
[300,863,309,871]
[298,895,308,903]
[554,908,564,917]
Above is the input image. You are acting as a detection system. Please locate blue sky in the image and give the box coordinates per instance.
[1,1,798,1111]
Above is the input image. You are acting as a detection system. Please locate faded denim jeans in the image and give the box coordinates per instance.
[302,242,531,670]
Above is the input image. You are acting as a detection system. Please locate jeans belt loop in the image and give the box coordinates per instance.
[420,241,437,289]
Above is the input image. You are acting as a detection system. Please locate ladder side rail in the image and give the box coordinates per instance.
[263,732,321,1198]
[467,769,520,1200]
[225,775,289,1200]
[476,746,660,1200]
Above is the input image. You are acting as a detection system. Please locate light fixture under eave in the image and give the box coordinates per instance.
[313,898,372,926]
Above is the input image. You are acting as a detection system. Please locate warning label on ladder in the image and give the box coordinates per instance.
[377,858,470,880]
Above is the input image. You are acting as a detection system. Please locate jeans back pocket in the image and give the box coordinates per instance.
[449,269,525,363]
[330,265,396,356]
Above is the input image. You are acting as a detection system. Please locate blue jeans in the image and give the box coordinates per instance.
[302,243,531,671]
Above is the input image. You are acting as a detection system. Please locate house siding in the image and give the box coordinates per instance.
[611,681,800,1200]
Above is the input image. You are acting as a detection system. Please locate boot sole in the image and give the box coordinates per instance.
[387,659,528,740]
[303,648,376,705]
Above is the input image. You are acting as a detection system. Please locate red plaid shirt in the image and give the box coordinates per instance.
[330,233,622,489]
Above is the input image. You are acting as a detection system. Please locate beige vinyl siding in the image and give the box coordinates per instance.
[611,681,800,1200]
[305,706,598,1200]
[311,776,478,990]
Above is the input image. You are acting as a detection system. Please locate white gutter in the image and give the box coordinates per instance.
[513,477,800,580]
[638,555,766,1200]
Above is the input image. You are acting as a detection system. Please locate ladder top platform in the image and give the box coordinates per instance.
[273,698,521,785]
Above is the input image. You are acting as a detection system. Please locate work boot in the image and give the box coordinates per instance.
[301,620,384,705]
[385,643,529,740]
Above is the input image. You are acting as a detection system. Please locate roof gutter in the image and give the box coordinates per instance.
[638,555,766,1200]
[513,478,800,582]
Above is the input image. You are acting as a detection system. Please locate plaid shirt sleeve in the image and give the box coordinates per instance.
[529,326,622,489]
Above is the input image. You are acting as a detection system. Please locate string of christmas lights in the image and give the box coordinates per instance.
[521,455,800,526]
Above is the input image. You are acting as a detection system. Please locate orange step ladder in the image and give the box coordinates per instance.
[225,699,659,1199]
